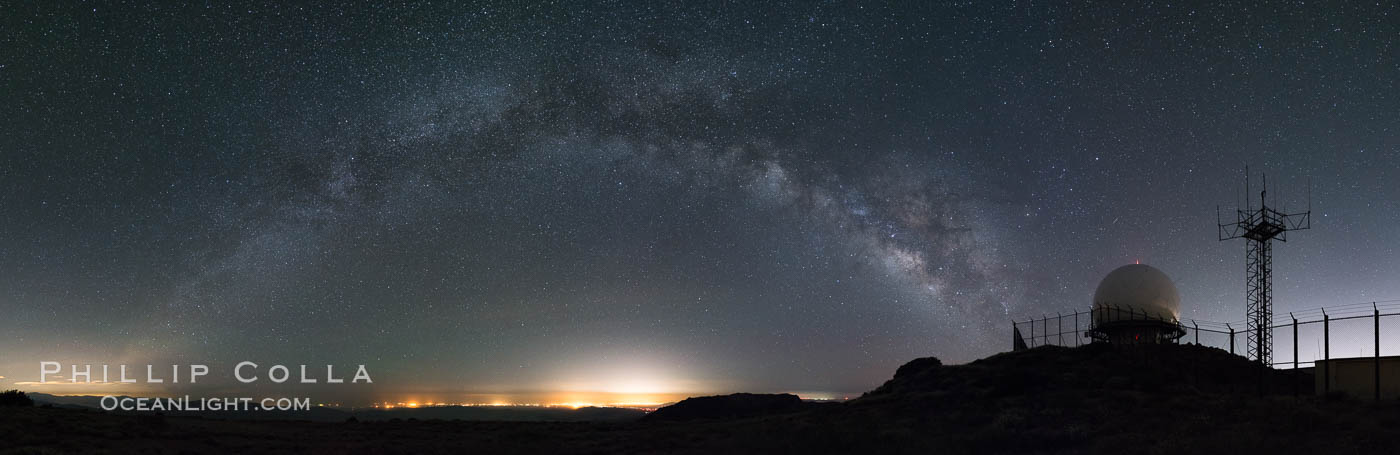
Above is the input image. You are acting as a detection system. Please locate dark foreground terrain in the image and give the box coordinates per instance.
[6,343,1400,454]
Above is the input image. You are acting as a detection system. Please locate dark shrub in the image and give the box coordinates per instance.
[0,390,34,407]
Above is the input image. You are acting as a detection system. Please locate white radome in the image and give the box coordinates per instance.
[1092,263,1181,324]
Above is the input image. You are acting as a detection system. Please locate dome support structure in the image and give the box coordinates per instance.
[1086,304,1186,344]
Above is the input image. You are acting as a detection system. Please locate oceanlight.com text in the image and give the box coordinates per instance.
[100,396,312,412]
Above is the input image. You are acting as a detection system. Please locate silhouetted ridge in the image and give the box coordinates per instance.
[644,393,809,421]
[861,343,1310,401]
[893,356,943,378]
[10,344,1394,454]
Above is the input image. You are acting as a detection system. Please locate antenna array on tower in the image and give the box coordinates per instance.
[1216,168,1311,366]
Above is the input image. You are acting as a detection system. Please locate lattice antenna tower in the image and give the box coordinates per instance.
[1217,167,1311,366]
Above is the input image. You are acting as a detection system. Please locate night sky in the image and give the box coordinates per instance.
[2,2,1398,405]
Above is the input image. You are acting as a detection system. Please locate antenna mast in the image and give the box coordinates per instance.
[1217,170,1311,366]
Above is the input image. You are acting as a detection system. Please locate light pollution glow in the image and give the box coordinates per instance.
[368,390,852,411]
[8,360,857,408]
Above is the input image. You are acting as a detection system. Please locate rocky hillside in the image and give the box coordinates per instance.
[644,393,828,421]
[863,342,1311,399]
[5,343,1400,453]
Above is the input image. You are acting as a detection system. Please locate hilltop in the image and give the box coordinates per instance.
[5,343,1400,453]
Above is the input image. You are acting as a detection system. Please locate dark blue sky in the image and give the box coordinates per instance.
[2,2,1397,404]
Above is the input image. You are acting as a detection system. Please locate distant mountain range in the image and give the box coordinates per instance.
[23,392,645,422]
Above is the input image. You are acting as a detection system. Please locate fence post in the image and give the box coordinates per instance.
[1192,320,1199,345]
[1375,303,1381,401]
[1057,312,1063,346]
[1291,313,1298,369]
[1324,311,1330,395]
[1044,315,1049,347]
[1030,317,1035,348]
[1228,323,1235,355]
[1074,311,1080,347]
[1292,313,1299,397]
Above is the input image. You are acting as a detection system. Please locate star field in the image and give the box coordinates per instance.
[1,2,1398,403]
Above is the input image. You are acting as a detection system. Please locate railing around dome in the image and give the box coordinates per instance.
[1012,304,1236,352]
[1012,299,1400,400]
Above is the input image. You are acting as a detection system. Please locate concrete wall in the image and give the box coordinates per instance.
[1315,356,1400,400]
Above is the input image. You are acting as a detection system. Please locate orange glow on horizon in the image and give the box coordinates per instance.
[356,390,852,411]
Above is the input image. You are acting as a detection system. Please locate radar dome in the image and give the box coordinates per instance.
[1092,263,1181,324]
